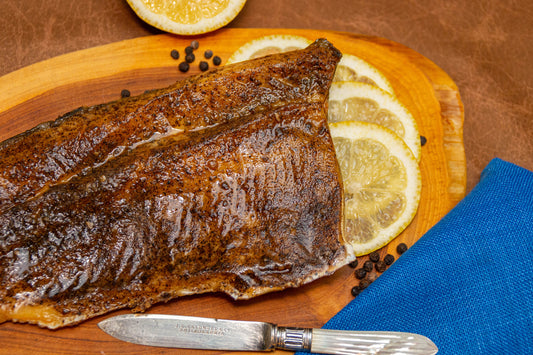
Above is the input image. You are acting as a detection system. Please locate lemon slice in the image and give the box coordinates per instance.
[329,121,421,256]
[334,54,395,94]
[126,0,247,35]
[328,81,421,161]
[226,35,312,64]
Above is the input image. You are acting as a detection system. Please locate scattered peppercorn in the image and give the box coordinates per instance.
[397,243,408,255]
[120,89,130,98]
[384,254,395,265]
[369,251,380,263]
[213,55,222,66]
[170,49,180,60]
[359,279,372,289]
[363,261,373,272]
[204,49,213,59]
[191,40,199,49]
[178,62,190,73]
[199,61,209,71]
[186,53,195,63]
[351,286,362,297]
[354,268,367,280]
[348,259,358,268]
[420,135,427,146]
[185,46,194,55]
[375,260,387,273]
[367,271,378,282]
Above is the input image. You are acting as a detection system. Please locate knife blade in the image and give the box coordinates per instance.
[98,314,438,354]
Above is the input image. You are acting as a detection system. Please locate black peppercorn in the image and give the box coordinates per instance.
[191,40,199,49]
[199,61,209,71]
[369,251,380,263]
[397,243,408,255]
[354,268,367,279]
[375,260,387,273]
[120,89,130,98]
[363,261,373,272]
[170,49,180,60]
[359,279,372,289]
[185,46,194,55]
[213,55,222,66]
[204,49,213,59]
[420,135,427,146]
[178,62,189,73]
[186,53,195,63]
[384,254,395,265]
[348,259,358,268]
[351,286,362,297]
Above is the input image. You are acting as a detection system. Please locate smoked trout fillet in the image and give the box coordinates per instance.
[0,39,341,213]
[0,101,353,328]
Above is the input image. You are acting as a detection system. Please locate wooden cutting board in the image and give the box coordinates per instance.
[0,28,465,354]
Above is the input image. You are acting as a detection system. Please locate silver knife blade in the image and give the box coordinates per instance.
[98,314,438,355]
[99,314,274,351]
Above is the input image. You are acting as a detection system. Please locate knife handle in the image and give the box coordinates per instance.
[273,327,438,354]
[309,328,438,355]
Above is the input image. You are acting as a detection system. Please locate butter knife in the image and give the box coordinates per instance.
[98,314,438,354]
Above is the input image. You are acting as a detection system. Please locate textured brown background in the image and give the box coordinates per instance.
[0,0,532,192]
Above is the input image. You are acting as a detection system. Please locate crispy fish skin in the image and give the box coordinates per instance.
[0,39,341,213]
[0,102,351,328]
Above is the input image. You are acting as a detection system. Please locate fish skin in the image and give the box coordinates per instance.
[0,39,341,213]
[0,102,351,328]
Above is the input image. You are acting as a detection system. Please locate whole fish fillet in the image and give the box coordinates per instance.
[0,101,352,328]
[0,39,341,213]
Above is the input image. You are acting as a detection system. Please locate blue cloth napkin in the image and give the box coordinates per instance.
[300,158,533,354]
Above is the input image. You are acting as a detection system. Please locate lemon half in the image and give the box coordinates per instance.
[330,121,421,256]
[126,0,247,35]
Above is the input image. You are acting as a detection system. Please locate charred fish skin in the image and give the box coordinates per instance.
[0,102,349,329]
[0,39,341,213]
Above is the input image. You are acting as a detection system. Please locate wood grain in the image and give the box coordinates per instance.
[0,28,465,354]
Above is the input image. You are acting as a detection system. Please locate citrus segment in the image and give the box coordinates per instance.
[334,54,395,94]
[328,81,421,161]
[226,35,312,64]
[329,121,421,256]
[126,0,247,35]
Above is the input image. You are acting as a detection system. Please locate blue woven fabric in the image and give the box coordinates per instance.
[298,158,533,354]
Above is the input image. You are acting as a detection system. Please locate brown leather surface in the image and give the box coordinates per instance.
[0,0,531,192]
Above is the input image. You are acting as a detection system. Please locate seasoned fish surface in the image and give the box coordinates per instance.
[0,103,350,328]
[0,39,341,213]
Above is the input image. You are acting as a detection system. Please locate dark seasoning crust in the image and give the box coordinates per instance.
[0,39,341,214]
[0,40,352,328]
[1,103,345,326]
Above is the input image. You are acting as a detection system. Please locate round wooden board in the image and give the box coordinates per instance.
[0,28,465,354]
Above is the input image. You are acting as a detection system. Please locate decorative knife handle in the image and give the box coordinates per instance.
[273,326,313,352]
[273,327,438,355]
